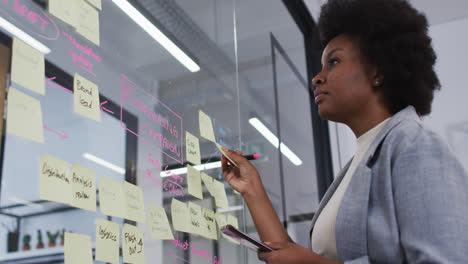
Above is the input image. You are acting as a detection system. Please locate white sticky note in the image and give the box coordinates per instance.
[64,232,92,264]
[77,0,100,46]
[10,38,45,95]
[202,208,217,240]
[187,165,203,200]
[122,224,146,264]
[87,0,101,10]
[6,87,44,143]
[185,131,201,165]
[74,73,101,122]
[201,172,215,197]
[199,110,216,142]
[95,218,120,264]
[213,180,229,209]
[39,154,71,204]
[70,164,96,212]
[148,205,174,240]
[99,176,125,218]
[171,198,191,233]
[49,0,78,28]
[123,181,146,223]
[188,202,203,235]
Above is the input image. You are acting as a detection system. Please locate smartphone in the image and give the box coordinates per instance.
[220,224,273,252]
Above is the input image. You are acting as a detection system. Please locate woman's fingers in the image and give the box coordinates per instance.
[223,149,248,167]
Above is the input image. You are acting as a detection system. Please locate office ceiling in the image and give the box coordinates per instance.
[305,0,468,26]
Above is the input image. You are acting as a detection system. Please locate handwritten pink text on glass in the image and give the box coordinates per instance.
[169,235,224,264]
[62,30,101,77]
[120,74,184,164]
[0,0,59,40]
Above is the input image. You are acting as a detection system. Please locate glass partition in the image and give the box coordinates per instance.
[0,0,317,263]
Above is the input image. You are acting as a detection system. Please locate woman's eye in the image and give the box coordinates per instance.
[328,58,339,67]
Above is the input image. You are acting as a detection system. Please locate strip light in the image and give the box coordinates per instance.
[249,118,279,148]
[249,118,302,166]
[112,0,200,72]
[83,153,126,174]
[9,197,44,209]
[216,205,244,213]
[160,161,222,177]
[0,16,50,54]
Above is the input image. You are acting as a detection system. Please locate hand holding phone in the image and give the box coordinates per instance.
[220,224,273,252]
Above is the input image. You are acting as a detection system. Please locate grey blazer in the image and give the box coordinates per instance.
[310,106,468,263]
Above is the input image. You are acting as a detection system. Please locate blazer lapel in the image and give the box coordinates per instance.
[335,164,372,259]
[334,106,420,259]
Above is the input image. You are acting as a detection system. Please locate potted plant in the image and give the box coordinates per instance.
[46,230,60,247]
[22,234,31,251]
[60,228,65,246]
[36,230,44,249]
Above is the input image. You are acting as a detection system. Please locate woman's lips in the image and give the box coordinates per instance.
[314,92,327,104]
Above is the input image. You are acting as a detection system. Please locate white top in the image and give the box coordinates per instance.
[311,118,390,261]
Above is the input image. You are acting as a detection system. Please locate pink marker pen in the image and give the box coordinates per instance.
[241,153,261,160]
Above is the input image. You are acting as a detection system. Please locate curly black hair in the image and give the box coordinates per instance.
[317,0,440,116]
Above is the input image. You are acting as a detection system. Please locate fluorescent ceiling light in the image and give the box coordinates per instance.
[216,205,244,213]
[280,142,302,166]
[112,0,200,72]
[9,197,44,209]
[249,118,279,148]
[83,153,126,174]
[0,16,50,54]
[160,161,222,177]
[249,117,302,166]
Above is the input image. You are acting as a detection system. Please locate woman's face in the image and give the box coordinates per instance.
[312,34,380,123]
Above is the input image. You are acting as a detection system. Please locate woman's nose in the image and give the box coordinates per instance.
[312,73,324,87]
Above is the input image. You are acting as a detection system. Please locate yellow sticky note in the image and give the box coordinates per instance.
[201,172,215,196]
[199,110,216,142]
[99,176,125,218]
[188,202,203,235]
[10,38,45,95]
[64,232,92,264]
[227,214,239,228]
[215,213,239,244]
[6,87,44,143]
[77,0,100,46]
[216,143,238,167]
[123,181,146,223]
[74,73,101,122]
[122,224,146,264]
[213,180,229,209]
[49,0,78,28]
[148,204,174,240]
[39,154,71,204]
[95,218,120,264]
[185,131,201,165]
[171,198,191,233]
[187,165,203,200]
[202,208,217,240]
[87,0,101,10]
[70,164,96,212]
[215,212,227,229]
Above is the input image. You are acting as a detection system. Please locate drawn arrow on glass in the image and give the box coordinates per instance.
[45,77,72,94]
[100,101,114,115]
[43,125,68,140]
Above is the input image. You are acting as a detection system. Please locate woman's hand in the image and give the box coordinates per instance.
[258,242,341,264]
[221,147,263,198]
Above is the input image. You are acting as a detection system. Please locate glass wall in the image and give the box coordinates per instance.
[0,0,319,263]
